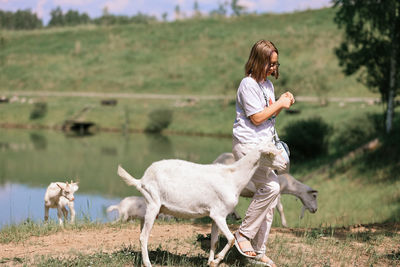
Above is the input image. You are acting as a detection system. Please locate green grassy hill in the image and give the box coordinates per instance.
[0,8,376,98]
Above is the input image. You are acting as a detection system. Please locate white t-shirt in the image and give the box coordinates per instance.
[233,76,276,144]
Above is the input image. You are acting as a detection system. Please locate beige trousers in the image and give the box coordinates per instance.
[233,141,280,254]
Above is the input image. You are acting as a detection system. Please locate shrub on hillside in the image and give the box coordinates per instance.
[282,117,332,161]
[30,102,48,120]
[145,108,173,133]
[331,113,380,154]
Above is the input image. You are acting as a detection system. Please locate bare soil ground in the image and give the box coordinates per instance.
[0,223,214,262]
[1,222,399,266]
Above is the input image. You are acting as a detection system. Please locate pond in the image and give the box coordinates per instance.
[0,129,232,228]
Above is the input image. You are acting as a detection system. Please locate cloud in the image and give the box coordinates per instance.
[239,0,257,10]
[241,0,330,13]
[257,0,280,8]
[34,0,47,19]
[104,0,130,13]
[294,0,332,10]
[54,0,93,6]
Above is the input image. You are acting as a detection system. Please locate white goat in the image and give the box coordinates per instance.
[117,140,287,267]
[213,152,318,227]
[44,180,79,226]
[107,196,146,224]
[106,196,174,229]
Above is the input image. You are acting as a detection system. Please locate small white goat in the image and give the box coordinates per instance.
[107,196,175,229]
[213,152,318,227]
[117,140,287,267]
[44,180,79,226]
[107,196,146,224]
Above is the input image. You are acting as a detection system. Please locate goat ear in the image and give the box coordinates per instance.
[73,183,79,191]
[72,179,79,191]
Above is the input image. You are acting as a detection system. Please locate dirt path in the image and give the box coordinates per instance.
[2,90,381,103]
[1,222,399,266]
[0,223,224,266]
[0,223,214,261]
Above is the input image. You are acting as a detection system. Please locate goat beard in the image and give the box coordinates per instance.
[300,206,306,219]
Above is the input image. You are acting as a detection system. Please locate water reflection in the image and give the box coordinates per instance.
[146,133,173,157]
[0,129,232,228]
[30,132,47,150]
[100,146,118,156]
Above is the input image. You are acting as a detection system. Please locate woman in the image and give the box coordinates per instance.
[232,40,295,266]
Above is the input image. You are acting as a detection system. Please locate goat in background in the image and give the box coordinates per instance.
[44,180,79,226]
[106,196,174,229]
[213,152,318,227]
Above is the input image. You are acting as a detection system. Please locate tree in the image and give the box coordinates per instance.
[174,5,181,20]
[0,9,42,30]
[210,1,228,17]
[193,0,201,18]
[333,0,400,133]
[231,0,246,16]
[64,10,81,26]
[49,6,65,27]
[162,12,168,22]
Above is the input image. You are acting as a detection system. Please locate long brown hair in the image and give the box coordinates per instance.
[245,40,279,82]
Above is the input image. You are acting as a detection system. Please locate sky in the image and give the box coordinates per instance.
[0,0,332,25]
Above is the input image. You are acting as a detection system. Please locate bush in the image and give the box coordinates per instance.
[331,113,380,154]
[30,102,48,120]
[144,108,173,133]
[282,117,332,161]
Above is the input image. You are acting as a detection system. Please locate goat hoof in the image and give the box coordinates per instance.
[209,260,218,267]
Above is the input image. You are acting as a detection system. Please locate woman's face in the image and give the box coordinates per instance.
[265,52,279,77]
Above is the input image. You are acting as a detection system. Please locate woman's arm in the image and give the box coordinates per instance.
[250,92,294,126]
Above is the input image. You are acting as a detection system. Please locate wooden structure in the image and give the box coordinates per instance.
[62,106,96,135]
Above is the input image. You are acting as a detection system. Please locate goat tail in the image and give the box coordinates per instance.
[106,205,118,213]
[117,165,153,203]
[117,165,142,190]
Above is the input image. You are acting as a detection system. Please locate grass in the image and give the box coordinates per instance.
[0,8,376,98]
[0,94,386,137]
